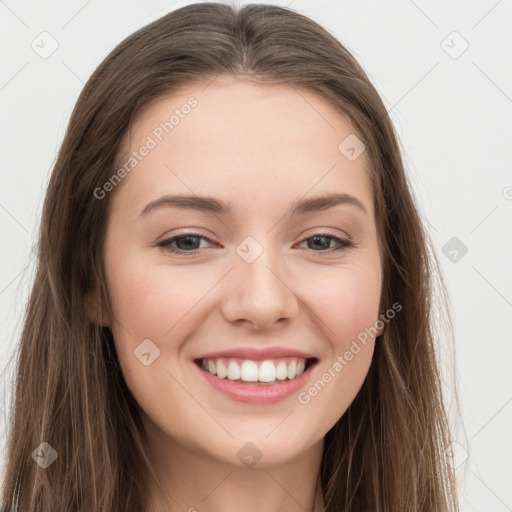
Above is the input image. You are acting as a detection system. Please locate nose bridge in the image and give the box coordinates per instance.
[237,233,288,299]
[222,233,298,328]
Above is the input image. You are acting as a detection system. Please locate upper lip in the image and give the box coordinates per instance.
[195,346,317,361]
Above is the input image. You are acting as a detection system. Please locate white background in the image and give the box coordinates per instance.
[1,1,511,510]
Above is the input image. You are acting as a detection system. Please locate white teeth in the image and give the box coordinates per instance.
[227,360,241,380]
[240,360,259,381]
[199,357,312,383]
[216,359,227,379]
[258,360,276,382]
[276,361,288,380]
[287,360,297,380]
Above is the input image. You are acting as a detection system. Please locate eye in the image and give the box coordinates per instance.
[158,232,214,255]
[157,230,355,255]
[297,231,355,253]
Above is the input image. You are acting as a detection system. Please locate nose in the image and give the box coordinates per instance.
[221,243,300,331]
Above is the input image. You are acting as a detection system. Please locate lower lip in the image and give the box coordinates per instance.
[195,362,316,404]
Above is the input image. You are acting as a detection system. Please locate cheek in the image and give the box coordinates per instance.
[292,265,380,431]
[297,337,374,441]
[104,258,207,413]
[301,262,382,347]
[104,254,231,403]
[106,256,215,340]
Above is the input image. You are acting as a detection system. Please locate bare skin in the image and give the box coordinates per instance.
[90,76,383,512]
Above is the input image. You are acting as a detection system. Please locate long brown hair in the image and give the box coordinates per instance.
[1,3,461,510]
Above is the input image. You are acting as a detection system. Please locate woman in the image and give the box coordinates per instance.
[0,3,460,511]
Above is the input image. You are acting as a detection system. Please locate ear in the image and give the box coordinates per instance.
[84,288,110,327]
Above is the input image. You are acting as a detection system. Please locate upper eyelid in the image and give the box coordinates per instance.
[161,225,352,239]
[160,230,350,242]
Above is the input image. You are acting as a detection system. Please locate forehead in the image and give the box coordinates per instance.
[111,77,374,220]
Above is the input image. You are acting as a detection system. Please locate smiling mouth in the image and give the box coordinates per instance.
[194,357,318,385]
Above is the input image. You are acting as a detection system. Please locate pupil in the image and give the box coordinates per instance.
[178,236,199,250]
[310,236,329,250]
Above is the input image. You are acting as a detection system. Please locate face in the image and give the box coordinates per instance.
[97,77,383,469]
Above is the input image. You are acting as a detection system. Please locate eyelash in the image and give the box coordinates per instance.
[157,230,355,256]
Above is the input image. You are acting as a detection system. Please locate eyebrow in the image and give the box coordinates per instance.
[138,192,368,219]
